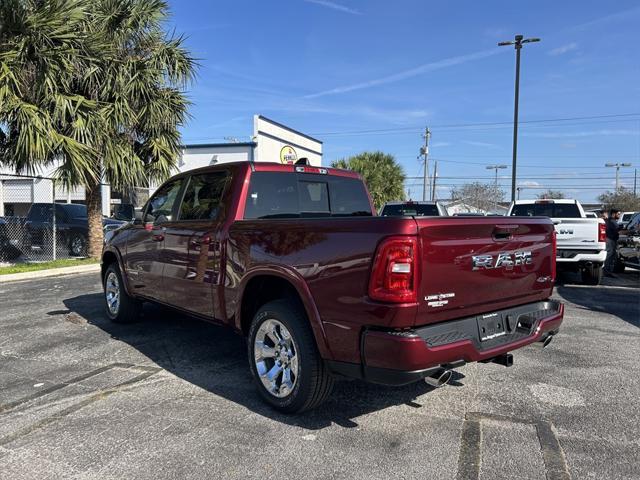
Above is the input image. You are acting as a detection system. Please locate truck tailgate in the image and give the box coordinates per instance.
[415,217,555,325]
[553,218,602,249]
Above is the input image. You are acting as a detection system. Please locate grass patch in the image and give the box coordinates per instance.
[0,257,99,275]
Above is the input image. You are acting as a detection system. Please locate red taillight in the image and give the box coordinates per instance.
[551,230,557,283]
[369,236,419,303]
[598,222,606,242]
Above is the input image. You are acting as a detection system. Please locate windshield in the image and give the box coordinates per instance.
[381,203,441,217]
[61,204,87,218]
[510,203,581,218]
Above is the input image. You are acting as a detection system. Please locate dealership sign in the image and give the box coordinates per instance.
[279,145,298,164]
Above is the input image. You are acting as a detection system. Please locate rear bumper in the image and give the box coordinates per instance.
[328,300,563,386]
[556,249,606,264]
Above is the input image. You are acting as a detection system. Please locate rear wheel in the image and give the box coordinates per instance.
[581,263,603,285]
[248,299,334,413]
[103,263,141,323]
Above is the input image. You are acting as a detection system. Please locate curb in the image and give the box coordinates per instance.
[0,263,101,283]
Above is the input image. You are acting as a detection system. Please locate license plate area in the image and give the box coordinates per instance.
[477,313,506,342]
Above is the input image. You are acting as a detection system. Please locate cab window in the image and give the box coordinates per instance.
[178,172,229,221]
[144,179,184,224]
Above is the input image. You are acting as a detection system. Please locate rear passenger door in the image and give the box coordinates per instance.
[162,171,230,318]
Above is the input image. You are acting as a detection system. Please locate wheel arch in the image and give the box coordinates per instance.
[101,247,133,296]
[237,268,333,360]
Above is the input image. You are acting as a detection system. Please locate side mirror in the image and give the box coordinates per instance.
[133,210,143,225]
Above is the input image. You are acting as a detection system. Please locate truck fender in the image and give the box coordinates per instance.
[236,265,334,360]
[101,246,134,297]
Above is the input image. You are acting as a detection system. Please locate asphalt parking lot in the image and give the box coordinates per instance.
[0,271,638,480]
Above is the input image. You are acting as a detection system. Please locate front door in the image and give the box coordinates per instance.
[124,178,185,302]
[162,171,230,318]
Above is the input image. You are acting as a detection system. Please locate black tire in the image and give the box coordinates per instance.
[103,263,141,323]
[581,263,603,285]
[69,233,87,257]
[248,299,334,413]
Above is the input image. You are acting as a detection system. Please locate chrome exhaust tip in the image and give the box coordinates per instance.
[424,369,453,388]
[542,334,554,349]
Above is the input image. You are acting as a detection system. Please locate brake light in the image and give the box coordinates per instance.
[598,222,606,242]
[369,236,419,303]
[551,230,557,283]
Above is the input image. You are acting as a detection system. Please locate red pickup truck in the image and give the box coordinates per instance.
[101,162,563,412]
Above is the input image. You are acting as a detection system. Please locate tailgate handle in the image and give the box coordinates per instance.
[493,225,518,241]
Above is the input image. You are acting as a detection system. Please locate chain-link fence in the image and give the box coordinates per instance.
[0,173,88,263]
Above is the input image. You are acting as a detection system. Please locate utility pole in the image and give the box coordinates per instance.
[499,34,540,202]
[605,162,632,191]
[486,164,508,211]
[634,168,637,196]
[431,161,438,201]
[420,127,431,201]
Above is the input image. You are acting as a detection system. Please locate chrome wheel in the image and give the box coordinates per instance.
[105,271,120,316]
[254,319,299,398]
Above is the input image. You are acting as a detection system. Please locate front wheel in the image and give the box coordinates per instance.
[581,263,603,285]
[103,263,141,323]
[248,300,334,413]
[69,233,87,256]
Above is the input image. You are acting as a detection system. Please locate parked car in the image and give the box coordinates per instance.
[380,200,448,217]
[507,199,606,285]
[619,211,638,229]
[23,203,125,256]
[616,212,640,271]
[102,161,563,412]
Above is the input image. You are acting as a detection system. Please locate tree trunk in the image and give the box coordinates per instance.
[85,180,104,259]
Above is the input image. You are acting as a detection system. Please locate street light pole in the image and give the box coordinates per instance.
[420,127,431,201]
[605,162,633,191]
[499,34,540,202]
[486,164,507,211]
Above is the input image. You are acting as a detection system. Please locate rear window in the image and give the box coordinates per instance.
[244,172,372,219]
[510,203,581,218]
[381,203,441,217]
[622,213,634,222]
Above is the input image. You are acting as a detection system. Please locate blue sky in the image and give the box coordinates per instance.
[168,0,640,203]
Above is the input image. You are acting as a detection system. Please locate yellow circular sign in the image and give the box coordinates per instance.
[279,145,298,164]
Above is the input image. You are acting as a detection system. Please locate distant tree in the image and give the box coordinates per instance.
[332,151,405,210]
[0,0,196,258]
[536,190,565,199]
[597,188,640,212]
[450,182,505,212]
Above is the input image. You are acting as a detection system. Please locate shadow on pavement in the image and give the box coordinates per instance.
[555,284,639,329]
[62,293,465,430]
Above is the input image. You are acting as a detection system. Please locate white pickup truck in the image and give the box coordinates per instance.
[508,199,606,285]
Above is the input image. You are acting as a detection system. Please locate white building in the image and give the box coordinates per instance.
[0,115,322,216]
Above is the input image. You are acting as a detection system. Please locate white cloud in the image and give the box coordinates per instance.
[549,42,578,56]
[304,0,361,15]
[463,140,501,149]
[518,181,541,188]
[304,48,503,99]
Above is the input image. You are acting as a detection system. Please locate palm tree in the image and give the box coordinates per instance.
[0,0,195,257]
[332,151,406,211]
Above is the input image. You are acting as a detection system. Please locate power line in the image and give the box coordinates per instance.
[309,113,640,136]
